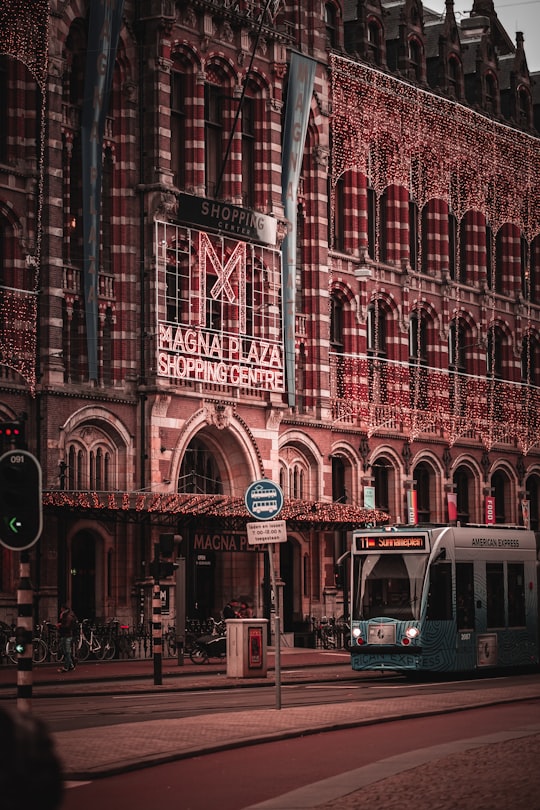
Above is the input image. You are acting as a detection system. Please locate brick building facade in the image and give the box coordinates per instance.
[0,0,538,637]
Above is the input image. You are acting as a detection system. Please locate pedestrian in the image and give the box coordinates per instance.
[222,599,239,619]
[239,601,253,618]
[0,704,64,810]
[57,602,77,672]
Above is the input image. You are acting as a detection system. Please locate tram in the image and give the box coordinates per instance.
[348,524,539,674]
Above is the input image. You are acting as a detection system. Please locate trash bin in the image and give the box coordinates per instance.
[226,618,268,678]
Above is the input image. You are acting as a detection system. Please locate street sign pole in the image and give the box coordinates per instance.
[266,545,281,709]
[244,480,286,712]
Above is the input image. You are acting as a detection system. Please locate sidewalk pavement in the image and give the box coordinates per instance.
[2,648,540,808]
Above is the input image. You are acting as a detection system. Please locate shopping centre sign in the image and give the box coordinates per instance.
[156,220,285,393]
[157,325,284,391]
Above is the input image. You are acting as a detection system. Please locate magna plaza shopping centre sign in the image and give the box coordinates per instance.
[155,199,284,393]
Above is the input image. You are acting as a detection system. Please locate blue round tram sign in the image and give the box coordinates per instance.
[244,479,284,521]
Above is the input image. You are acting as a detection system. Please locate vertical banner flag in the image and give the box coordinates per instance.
[521,499,530,529]
[82,0,124,380]
[407,489,418,525]
[447,492,457,522]
[363,486,375,509]
[485,496,496,525]
[281,52,316,407]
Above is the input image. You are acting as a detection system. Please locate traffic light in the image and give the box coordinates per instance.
[14,626,32,655]
[150,534,181,579]
[0,450,42,550]
[0,421,25,450]
[159,533,180,557]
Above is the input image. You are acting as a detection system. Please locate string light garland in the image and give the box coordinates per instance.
[330,54,540,236]
[330,54,540,452]
[330,354,540,454]
[43,490,390,530]
[0,0,49,393]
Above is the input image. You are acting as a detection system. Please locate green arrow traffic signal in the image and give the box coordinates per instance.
[0,450,42,551]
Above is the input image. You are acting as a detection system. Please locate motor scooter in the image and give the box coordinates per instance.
[189,630,227,663]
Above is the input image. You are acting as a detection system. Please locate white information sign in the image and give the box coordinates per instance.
[246,520,287,545]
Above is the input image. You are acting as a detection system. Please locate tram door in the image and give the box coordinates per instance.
[455,561,476,669]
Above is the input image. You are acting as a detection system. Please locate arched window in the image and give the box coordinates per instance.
[525,473,540,531]
[0,56,7,162]
[448,319,470,373]
[367,302,387,357]
[518,87,530,128]
[325,3,337,47]
[409,38,423,82]
[409,199,418,271]
[368,20,383,66]
[448,210,457,280]
[66,431,116,492]
[409,311,428,409]
[171,67,187,190]
[372,458,390,513]
[486,325,504,380]
[241,95,255,208]
[331,455,347,503]
[485,73,498,116]
[332,175,345,252]
[179,438,223,494]
[521,334,538,387]
[453,466,471,524]
[491,470,509,524]
[414,462,432,523]
[205,81,224,199]
[330,295,344,352]
[448,56,461,99]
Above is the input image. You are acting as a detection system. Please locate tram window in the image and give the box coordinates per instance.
[507,563,526,627]
[486,563,505,628]
[426,561,452,621]
[456,562,475,630]
[356,555,423,620]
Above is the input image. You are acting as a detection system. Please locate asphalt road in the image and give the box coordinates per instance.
[59,701,540,810]
[28,670,540,732]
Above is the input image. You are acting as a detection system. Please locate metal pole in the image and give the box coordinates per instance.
[152,542,162,685]
[175,556,186,666]
[267,544,281,710]
[17,551,33,712]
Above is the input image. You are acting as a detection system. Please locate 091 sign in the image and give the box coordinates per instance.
[0,450,42,550]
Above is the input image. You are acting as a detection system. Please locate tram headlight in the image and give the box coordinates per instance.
[352,627,361,638]
[405,627,420,640]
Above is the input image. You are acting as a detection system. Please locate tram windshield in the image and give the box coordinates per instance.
[353,553,428,620]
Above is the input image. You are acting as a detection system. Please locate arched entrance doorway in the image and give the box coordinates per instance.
[178,432,260,620]
[279,537,302,632]
[70,531,97,621]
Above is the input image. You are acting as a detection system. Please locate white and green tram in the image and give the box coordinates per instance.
[349,525,539,673]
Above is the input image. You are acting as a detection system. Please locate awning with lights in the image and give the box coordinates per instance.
[43,491,389,531]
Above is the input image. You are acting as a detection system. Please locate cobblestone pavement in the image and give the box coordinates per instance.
[316,734,540,810]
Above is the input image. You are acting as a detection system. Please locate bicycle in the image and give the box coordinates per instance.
[77,619,117,661]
